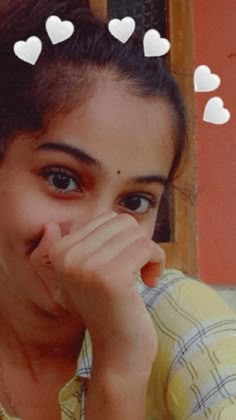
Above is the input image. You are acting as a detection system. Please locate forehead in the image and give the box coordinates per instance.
[43,77,174,175]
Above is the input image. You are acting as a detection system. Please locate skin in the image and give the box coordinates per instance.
[0,77,174,419]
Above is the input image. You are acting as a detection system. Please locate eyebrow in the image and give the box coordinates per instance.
[36,141,102,169]
[36,141,167,186]
[127,175,167,186]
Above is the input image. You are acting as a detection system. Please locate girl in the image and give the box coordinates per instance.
[0,1,235,419]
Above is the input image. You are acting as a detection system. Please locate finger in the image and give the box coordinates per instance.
[149,243,166,276]
[30,223,64,298]
[79,233,163,290]
[104,237,165,288]
[30,222,62,267]
[141,262,162,288]
[51,212,118,256]
[141,244,166,287]
[64,214,140,264]
[66,221,146,268]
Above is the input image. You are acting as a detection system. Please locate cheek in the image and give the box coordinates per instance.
[0,188,60,248]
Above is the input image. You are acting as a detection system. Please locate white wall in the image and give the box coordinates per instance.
[214,287,236,312]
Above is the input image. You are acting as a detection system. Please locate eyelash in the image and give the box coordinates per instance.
[119,195,158,215]
[40,166,159,214]
[40,167,83,195]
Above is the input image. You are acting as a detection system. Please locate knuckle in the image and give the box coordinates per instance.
[80,258,104,286]
[83,259,113,289]
[61,252,76,276]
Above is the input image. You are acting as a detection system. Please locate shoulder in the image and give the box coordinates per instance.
[144,269,236,419]
[137,267,236,364]
[137,268,236,319]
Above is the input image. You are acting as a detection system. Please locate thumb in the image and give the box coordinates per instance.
[30,222,62,267]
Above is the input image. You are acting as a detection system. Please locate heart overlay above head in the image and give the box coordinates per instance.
[108,17,136,43]
[143,29,170,57]
[203,97,231,125]
[45,15,75,45]
[14,36,42,65]
[194,65,221,92]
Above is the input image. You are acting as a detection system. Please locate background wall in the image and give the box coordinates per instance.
[193,0,236,285]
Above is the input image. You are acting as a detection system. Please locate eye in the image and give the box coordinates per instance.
[120,195,157,214]
[41,168,83,194]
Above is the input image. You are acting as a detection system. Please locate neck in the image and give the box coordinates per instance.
[0,276,85,375]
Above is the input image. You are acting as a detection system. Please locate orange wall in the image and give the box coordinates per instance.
[193,0,236,284]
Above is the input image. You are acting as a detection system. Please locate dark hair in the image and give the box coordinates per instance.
[0,0,188,185]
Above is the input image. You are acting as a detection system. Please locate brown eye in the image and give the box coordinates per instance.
[120,195,156,214]
[50,173,74,190]
[41,168,83,193]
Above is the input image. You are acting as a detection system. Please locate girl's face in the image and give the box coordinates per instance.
[0,79,174,312]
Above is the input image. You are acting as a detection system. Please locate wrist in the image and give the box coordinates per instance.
[90,368,151,396]
[86,368,149,420]
[92,344,154,379]
[89,316,158,373]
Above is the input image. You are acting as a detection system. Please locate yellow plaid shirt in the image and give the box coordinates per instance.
[1,269,236,419]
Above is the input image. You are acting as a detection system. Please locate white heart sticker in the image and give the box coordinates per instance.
[143,29,170,57]
[14,36,42,65]
[203,97,231,125]
[194,65,221,92]
[46,15,75,45]
[108,17,136,44]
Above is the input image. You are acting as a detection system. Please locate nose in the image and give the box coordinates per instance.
[61,200,116,236]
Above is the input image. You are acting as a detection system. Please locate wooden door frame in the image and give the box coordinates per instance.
[89,0,107,17]
[165,1,198,277]
[89,0,198,277]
